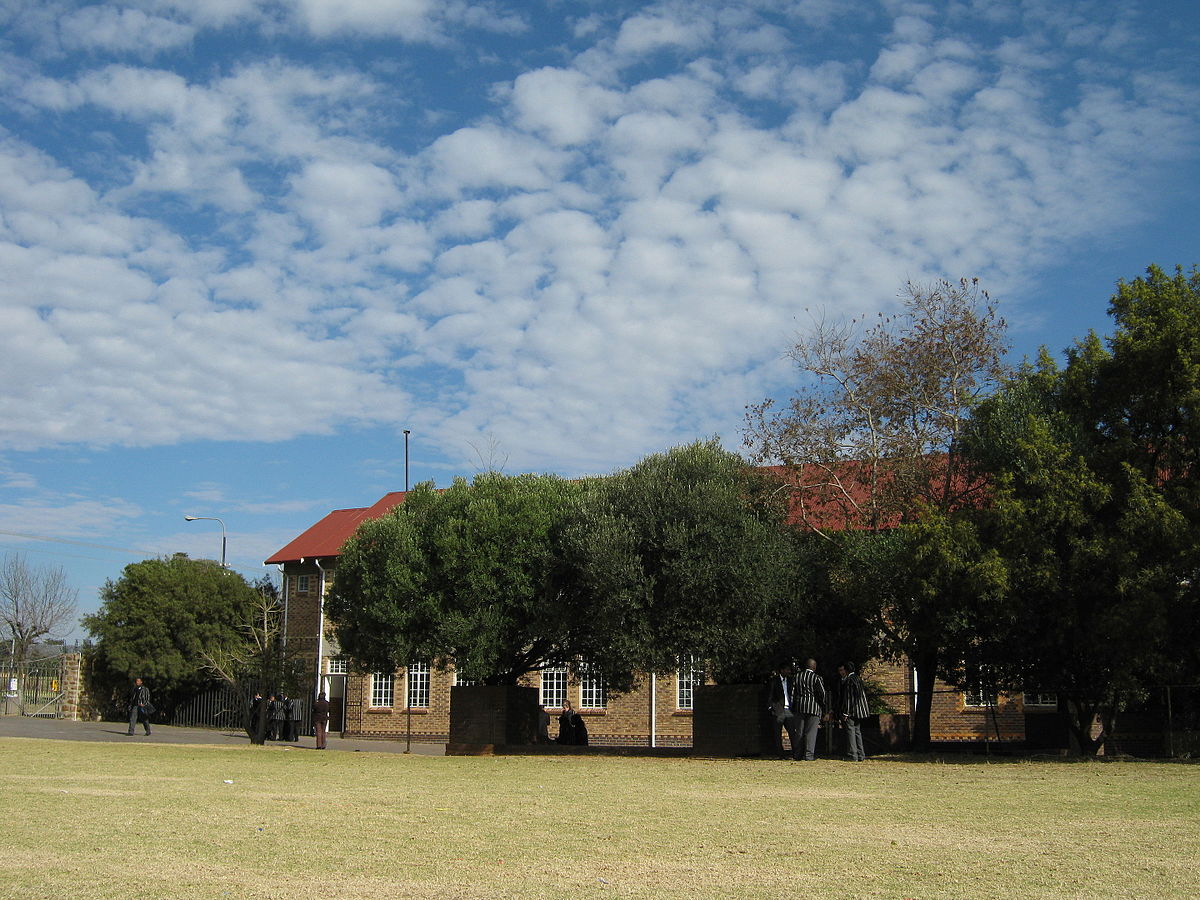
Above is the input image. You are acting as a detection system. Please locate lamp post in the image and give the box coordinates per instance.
[184,515,227,568]
[403,429,411,492]
[403,428,411,753]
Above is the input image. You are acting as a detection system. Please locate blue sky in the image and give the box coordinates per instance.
[1,0,1198,637]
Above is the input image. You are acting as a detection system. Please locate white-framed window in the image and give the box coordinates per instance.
[327,657,348,675]
[579,664,607,710]
[1024,690,1058,707]
[963,667,996,708]
[297,574,310,593]
[676,655,705,710]
[540,666,567,708]
[453,669,477,687]
[406,661,430,709]
[370,673,393,708]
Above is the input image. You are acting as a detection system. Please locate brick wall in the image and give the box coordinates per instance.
[283,560,1032,747]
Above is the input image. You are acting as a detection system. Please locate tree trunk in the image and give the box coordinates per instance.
[911,652,937,752]
[1066,696,1105,756]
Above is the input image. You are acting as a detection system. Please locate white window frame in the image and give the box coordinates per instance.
[1024,690,1058,707]
[578,664,607,710]
[540,666,567,709]
[963,667,997,708]
[327,657,348,675]
[406,661,430,709]
[453,669,476,687]
[370,673,393,708]
[297,574,310,593]
[676,655,704,710]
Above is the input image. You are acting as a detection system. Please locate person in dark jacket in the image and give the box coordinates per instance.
[556,701,577,745]
[767,662,800,759]
[312,692,331,750]
[126,677,153,736]
[837,662,871,761]
[249,692,267,745]
[573,712,588,746]
[793,658,828,761]
[267,693,285,741]
[282,693,298,742]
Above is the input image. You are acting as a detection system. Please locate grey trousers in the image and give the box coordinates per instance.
[798,714,821,760]
[127,705,151,734]
[844,717,866,760]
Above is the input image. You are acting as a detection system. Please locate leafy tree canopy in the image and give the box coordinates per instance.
[327,472,596,686]
[83,555,269,713]
[563,440,803,683]
[961,265,1200,753]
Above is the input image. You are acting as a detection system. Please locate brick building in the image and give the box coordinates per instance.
[266,490,1060,749]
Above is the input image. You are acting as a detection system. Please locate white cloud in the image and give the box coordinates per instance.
[0,0,1195,479]
[510,68,623,147]
[58,6,195,55]
[290,0,525,40]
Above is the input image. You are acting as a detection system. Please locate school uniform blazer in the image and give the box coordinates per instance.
[840,672,871,720]
[792,668,827,717]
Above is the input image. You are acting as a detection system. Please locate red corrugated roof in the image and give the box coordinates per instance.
[264,492,407,564]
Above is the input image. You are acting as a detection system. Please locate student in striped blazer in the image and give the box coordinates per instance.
[837,661,871,761]
[793,658,827,761]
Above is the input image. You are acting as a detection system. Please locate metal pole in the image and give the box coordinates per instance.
[1165,685,1174,758]
[404,428,412,754]
[405,667,412,753]
[184,515,227,568]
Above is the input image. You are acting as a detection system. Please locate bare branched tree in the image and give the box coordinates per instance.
[468,432,510,474]
[745,278,1009,535]
[0,553,79,665]
[199,583,282,686]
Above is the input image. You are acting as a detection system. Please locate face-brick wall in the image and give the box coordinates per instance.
[281,560,1033,746]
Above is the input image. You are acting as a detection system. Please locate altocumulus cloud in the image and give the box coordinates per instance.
[0,0,1196,472]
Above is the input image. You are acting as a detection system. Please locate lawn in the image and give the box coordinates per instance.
[1,738,1196,900]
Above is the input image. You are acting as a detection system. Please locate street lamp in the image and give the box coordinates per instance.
[184,515,227,568]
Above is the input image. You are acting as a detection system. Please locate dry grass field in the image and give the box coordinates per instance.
[1,737,1196,900]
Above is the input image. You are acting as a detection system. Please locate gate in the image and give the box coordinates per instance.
[2,653,70,718]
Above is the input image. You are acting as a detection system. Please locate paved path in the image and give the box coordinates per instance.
[0,715,445,755]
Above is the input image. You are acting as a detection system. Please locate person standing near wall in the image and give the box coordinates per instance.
[126,677,153,736]
[793,659,827,761]
[312,692,330,750]
[837,662,871,761]
[768,661,800,759]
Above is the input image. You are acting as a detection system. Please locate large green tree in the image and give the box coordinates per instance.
[327,472,614,686]
[745,278,1011,748]
[561,441,802,683]
[83,555,268,715]
[962,266,1200,753]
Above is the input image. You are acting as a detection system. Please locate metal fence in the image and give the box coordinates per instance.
[169,679,313,738]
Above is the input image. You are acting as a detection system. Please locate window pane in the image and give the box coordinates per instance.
[676,655,704,710]
[370,673,393,708]
[579,664,606,709]
[407,662,430,709]
[540,666,567,708]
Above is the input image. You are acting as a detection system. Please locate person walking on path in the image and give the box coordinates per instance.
[126,677,153,736]
[837,662,871,761]
[793,659,827,760]
[768,662,800,759]
[312,692,330,750]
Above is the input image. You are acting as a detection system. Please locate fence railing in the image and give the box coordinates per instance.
[169,680,313,738]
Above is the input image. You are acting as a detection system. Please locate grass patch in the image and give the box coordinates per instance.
[1,739,1197,899]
